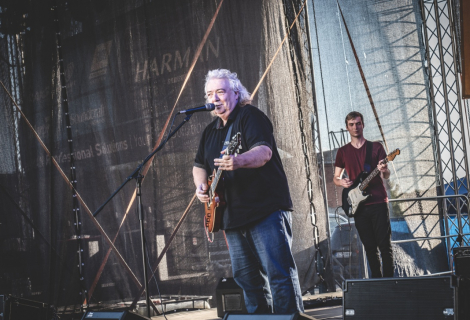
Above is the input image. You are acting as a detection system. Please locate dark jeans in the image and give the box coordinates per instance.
[354,202,394,278]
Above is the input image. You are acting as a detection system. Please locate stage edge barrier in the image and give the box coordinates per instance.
[388,194,469,271]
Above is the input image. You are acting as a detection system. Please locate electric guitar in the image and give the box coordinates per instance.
[341,148,400,217]
[204,132,242,233]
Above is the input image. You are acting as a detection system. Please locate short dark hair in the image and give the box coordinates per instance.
[345,111,364,127]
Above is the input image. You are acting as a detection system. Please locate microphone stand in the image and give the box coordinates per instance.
[93,112,194,318]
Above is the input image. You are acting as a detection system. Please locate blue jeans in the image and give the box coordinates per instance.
[225,210,304,314]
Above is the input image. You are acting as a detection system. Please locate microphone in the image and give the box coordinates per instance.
[179,103,215,114]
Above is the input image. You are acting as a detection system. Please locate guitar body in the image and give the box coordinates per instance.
[204,169,226,233]
[202,132,242,233]
[341,171,370,217]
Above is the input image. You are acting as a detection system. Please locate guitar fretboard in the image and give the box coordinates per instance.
[207,132,241,199]
[210,169,223,195]
[359,158,389,191]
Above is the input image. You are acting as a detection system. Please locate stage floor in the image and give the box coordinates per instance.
[150,292,343,320]
[150,306,342,320]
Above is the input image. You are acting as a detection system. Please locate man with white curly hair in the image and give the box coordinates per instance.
[193,69,304,314]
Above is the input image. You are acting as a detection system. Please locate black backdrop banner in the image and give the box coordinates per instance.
[0,0,329,314]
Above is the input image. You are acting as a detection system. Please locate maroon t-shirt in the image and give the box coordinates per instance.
[334,141,388,205]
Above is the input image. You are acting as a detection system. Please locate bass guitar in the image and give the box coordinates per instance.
[342,148,400,217]
[204,132,242,233]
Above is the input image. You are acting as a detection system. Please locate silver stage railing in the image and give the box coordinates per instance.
[389,193,469,271]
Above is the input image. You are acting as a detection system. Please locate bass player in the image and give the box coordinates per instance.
[333,111,394,278]
[192,69,304,314]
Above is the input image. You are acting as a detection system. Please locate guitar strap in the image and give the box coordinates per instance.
[221,123,234,155]
[219,123,233,239]
[364,141,373,173]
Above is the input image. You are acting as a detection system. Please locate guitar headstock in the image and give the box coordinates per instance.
[226,132,242,156]
[386,148,400,162]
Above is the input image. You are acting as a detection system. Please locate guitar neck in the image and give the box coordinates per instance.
[359,159,388,191]
[208,132,241,196]
[210,169,223,194]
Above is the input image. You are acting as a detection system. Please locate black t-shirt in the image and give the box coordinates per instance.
[194,104,293,230]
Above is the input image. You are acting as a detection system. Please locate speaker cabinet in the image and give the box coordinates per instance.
[222,312,314,320]
[455,277,470,320]
[453,246,470,319]
[81,310,149,320]
[0,295,4,320]
[343,276,455,319]
[454,246,470,278]
[216,278,247,318]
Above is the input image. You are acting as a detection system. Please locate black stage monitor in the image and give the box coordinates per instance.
[343,276,455,319]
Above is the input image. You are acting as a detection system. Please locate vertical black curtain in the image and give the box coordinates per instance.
[0,0,326,313]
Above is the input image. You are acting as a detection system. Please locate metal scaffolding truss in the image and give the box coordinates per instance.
[420,0,470,264]
[328,129,350,152]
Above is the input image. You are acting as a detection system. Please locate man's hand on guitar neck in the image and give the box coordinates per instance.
[214,145,272,171]
[377,160,390,179]
[214,153,237,171]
